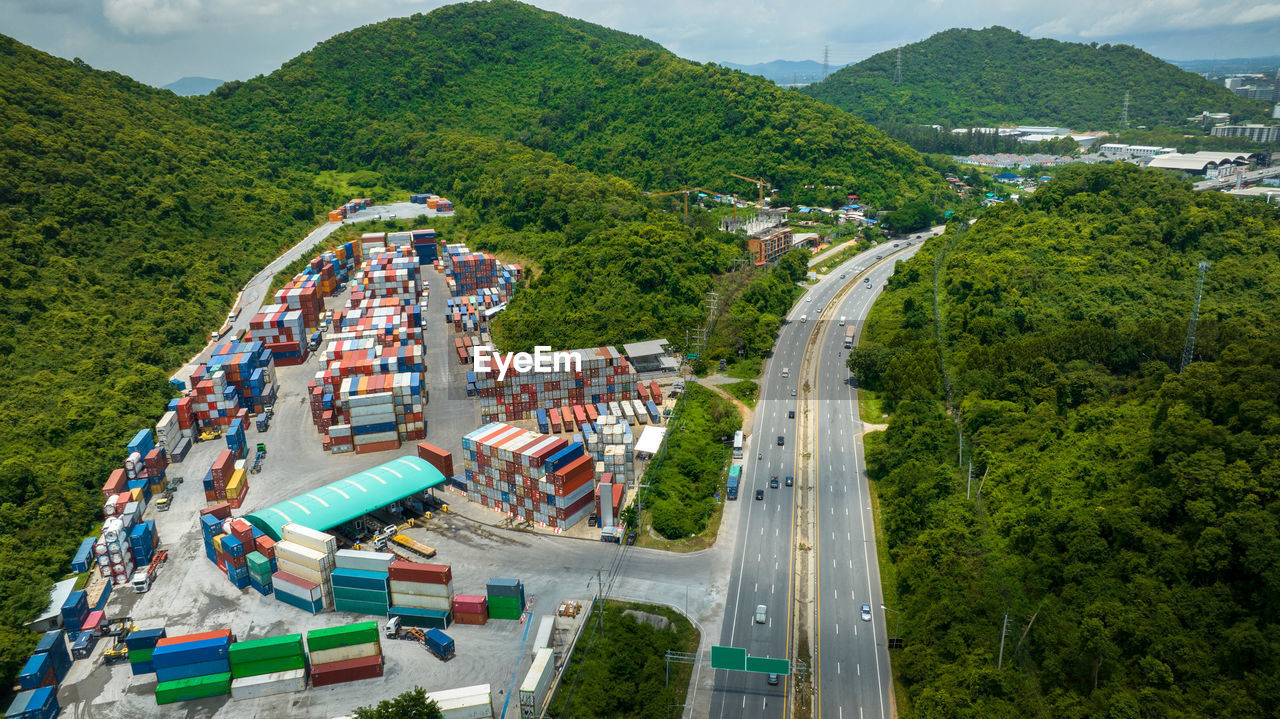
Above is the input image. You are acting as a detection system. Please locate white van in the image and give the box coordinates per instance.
[839,316,846,326]
[781,368,789,378]
[800,315,807,324]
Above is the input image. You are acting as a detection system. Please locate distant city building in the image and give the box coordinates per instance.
[1189,111,1232,128]
[1233,85,1276,102]
[952,152,1075,168]
[1225,78,1244,90]
[1097,144,1177,157]
[1210,124,1280,143]
[1274,103,1280,120]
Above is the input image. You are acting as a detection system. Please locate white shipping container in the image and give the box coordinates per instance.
[275,558,326,586]
[280,525,338,556]
[427,684,495,719]
[274,541,333,571]
[532,616,555,660]
[308,641,381,666]
[388,592,450,611]
[388,580,452,598]
[519,648,555,719]
[271,576,323,603]
[230,669,307,700]
[335,549,396,573]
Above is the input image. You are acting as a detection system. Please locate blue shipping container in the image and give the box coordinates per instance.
[70,537,95,574]
[330,568,390,592]
[151,636,231,669]
[154,657,231,683]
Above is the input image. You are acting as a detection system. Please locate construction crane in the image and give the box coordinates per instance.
[651,189,691,214]
[729,174,768,206]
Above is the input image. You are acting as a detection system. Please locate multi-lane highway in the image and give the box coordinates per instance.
[710,228,936,719]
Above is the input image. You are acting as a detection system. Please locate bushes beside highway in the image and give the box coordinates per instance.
[644,384,741,539]
[857,164,1280,716]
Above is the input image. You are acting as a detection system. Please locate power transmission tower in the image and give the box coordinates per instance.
[894,48,902,85]
[822,45,830,81]
[1180,260,1210,371]
[1121,90,1130,128]
[997,609,1010,669]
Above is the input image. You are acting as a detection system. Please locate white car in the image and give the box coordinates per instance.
[805,296,811,302]
[755,605,768,624]
[861,603,872,621]
[839,317,846,326]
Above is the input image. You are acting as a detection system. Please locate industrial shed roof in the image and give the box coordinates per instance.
[245,455,445,540]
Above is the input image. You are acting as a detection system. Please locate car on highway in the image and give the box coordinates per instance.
[788,410,795,419]
[755,605,768,624]
[861,603,872,621]
[767,673,779,685]
[777,435,785,446]
[791,389,796,397]
[839,316,846,325]
[785,476,793,487]
[839,273,846,279]
[805,296,811,302]
[755,489,764,501]
[769,477,779,489]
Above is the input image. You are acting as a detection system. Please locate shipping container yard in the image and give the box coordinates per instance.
[25,198,708,719]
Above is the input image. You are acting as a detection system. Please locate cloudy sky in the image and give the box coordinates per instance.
[3,0,1280,87]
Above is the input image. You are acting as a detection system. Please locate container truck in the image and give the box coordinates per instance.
[423,628,455,661]
[727,465,741,500]
[844,325,855,349]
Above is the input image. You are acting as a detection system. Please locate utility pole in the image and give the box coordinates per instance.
[1121,90,1130,128]
[591,568,607,636]
[823,45,830,81]
[894,48,902,86]
[1180,260,1210,371]
[997,609,1010,669]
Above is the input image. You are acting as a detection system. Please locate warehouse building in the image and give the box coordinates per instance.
[1147,151,1263,178]
[245,456,446,541]
[622,339,677,373]
[1210,124,1280,143]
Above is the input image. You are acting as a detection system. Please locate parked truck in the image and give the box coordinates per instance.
[422,628,455,661]
[727,465,741,500]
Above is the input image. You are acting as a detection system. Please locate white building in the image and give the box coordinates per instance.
[1097,144,1177,157]
[1211,124,1280,143]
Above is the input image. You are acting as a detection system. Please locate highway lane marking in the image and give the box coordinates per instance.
[772,583,775,594]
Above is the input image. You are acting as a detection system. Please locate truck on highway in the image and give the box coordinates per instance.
[727,465,741,500]
[844,326,855,349]
[391,533,437,558]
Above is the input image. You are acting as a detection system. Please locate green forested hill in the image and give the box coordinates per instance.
[205,0,944,205]
[852,163,1280,716]
[804,26,1270,129]
[0,35,325,678]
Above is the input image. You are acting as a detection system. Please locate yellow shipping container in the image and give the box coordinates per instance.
[226,468,247,498]
[131,487,143,502]
[213,533,227,553]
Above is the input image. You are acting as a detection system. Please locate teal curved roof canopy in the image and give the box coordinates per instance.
[245,455,445,540]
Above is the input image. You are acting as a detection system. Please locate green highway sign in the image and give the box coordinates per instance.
[746,656,790,675]
[710,645,747,671]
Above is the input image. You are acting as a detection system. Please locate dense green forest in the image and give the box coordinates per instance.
[851,163,1280,716]
[204,0,947,207]
[548,601,698,718]
[0,35,327,683]
[804,26,1271,129]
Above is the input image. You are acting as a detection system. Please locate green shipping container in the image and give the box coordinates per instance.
[306,621,380,652]
[487,595,523,619]
[130,647,154,663]
[155,672,232,705]
[334,598,390,617]
[333,586,390,604]
[246,551,271,575]
[230,654,307,679]
[229,634,305,666]
[389,610,451,630]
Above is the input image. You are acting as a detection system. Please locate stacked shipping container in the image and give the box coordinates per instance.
[332,549,395,617]
[152,630,234,705]
[388,561,454,629]
[485,578,525,620]
[461,423,596,529]
[305,622,384,687]
[473,346,637,424]
[272,524,338,614]
[440,243,521,298]
[228,634,308,700]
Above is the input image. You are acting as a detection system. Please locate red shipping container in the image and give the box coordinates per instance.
[211,450,234,481]
[255,536,276,560]
[452,611,487,626]
[200,502,232,520]
[388,561,452,585]
[157,629,233,648]
[416,442,454,477]
[103,468,128,499]
[310,655,384,687]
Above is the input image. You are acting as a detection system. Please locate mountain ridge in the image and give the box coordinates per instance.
[803,26,1271,128]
